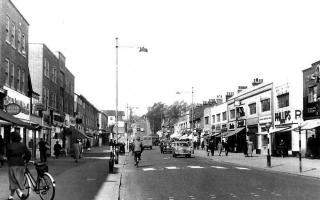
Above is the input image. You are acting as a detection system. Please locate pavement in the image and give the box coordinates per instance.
[0,145,128,200]
[194,148,320,179]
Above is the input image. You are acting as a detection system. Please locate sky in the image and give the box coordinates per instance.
[11,0,320,116]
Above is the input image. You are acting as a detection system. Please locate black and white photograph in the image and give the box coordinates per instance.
[0,0,320,199]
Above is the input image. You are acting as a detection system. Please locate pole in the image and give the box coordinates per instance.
[299,127,302,173]
[191,86,194,151]
[115,37,119,144]
[115,37,119,164]
[267,125,271,168]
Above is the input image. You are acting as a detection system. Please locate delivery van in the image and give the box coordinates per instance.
[142,136,152,149]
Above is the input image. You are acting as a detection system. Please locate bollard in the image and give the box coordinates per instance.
[109,151,114,173]
[115,148,119,164]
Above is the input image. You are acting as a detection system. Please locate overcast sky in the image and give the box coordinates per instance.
[12,0,320,116]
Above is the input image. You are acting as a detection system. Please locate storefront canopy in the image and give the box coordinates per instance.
[0,109,33,129]
[223,127,245,138]
[268,127,290,134]
[212,132,221,137]
[70,127,90,139]
[179,134,188,140]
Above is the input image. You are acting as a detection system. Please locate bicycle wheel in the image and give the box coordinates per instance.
[17,173,31,199]
[135,156,139,168]
[38,173,55,200]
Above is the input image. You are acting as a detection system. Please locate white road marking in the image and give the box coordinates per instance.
[86,178,96,181]
[187,166,204,169]
[143,168,156,171]
[235,167,250,170]
[166,166,179,169]
[211,166,227,169]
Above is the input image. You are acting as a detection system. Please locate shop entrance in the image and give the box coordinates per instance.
[272,131,291,156]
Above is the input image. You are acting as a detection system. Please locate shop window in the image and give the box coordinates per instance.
[249,103,256,115]
[278,93,289,108]
[308,86,317,103]
[230,109,235,119]
[261,99,270,112]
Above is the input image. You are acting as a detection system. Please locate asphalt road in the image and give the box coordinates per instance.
[120,146,320,200]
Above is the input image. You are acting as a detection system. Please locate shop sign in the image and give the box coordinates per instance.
[70,117,76,127]
[35,103,46,111]
[5,103,21,115]
[259,116,271,124]
[275,110,302,124]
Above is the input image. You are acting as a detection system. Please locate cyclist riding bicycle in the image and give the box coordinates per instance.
[133,136,143,164]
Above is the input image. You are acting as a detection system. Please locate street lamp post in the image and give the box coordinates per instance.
[265,122,272,168]
[115,37,147,162]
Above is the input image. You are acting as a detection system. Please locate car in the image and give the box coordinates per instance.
[171,141,192,158]
[162,142,173,154]
[142,136,153,149]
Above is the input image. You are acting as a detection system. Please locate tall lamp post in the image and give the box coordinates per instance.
[176,87,194,149]
[115,37,147,161]
[265,122,272,168]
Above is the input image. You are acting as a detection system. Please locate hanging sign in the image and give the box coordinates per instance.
[5,103,21,115]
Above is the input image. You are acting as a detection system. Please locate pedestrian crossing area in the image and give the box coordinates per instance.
[141,165,250,171]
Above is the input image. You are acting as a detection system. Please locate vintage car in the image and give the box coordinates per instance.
[162,142,173,154]
[172,141,192,158]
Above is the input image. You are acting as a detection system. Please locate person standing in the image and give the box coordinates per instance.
[224,139,230,156]
[278,139,286,158]
[6,131,31,200]
[247,139,254,157]
[53,141,62,159]
[217,140,223,156]
[0,135,5,167]
[38,138,49,163]
[73,139,81,163]
[208,139,215,156]
[86,139,91,151]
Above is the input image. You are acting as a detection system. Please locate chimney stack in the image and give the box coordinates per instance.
[226,92,234,102]
[237,86,248,93]
[216,95,223,104]
[252,78,263,86]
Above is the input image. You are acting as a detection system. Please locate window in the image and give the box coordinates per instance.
[205,116,209,125]
[230,109,235,119]
[11,22,15,48]
[5,59,9,86]
[21,70,25,94]
[10,63,14,88]
[222,112,227,121]
[21,34,26,55]
[212,115,215,123]
[52,67,57,83]
[46,88,49,107]
[43,87,47,106]
[217,113,221,122]
[249,103,256,115]
[44,59,50,78]
[308,86,317,103]
[17,67,21,92]
[261,98,271,112]
[17,29,21,53]
[278,93,289,108]
[6,16,10,43]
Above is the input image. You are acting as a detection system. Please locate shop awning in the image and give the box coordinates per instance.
[212,132,221,137]
[179,134,188,140]
[224,127,245,138]
[71,127,90,139]
[268,127,290,134]
[0,109,34,129]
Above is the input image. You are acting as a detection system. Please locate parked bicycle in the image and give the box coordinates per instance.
[21,161,55,200]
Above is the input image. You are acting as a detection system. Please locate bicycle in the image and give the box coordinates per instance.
[20,161,55,200]
[134,151,141,168]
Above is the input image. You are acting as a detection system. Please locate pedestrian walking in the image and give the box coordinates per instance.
[224,139,229,156]
[278,139,286,158]
[217,141,223,156]
[244,140,248,157]
[0,135,5,167]
[208,139,215,156]
[201,140,204,150]
[6,131,31,200]
[53,141,62,159]
[73,139,81,163]
[247,139,253,157]
[38,138,49,163]
[86,139,91,151]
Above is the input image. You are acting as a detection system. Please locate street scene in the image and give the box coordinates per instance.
[1,0,320,200]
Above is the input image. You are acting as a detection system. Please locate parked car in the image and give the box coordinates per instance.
[172,141,192,158]
[162,142,173,154]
